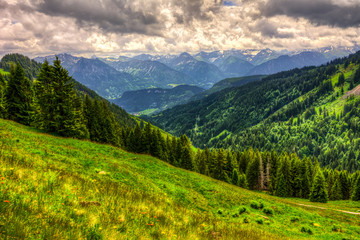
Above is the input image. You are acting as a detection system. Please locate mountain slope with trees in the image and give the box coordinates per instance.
[114,85,204,114]
[149,52,360,172]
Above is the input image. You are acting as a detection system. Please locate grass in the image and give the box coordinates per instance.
[0,118,360,239]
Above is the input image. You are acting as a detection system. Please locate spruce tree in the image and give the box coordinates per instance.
[5,62,33,125]
[309,169,328,203]
[231,168,239,185]
[352,175,360,201]
[275,174,288,197]
[330,178,343,201]
[246,153,260,190]
[0,74,6,118]
[238,173,248,189]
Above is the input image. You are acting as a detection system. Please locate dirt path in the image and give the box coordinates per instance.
[295,203,360,215]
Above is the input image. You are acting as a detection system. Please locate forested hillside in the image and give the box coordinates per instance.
[149,52,360,172]
[114,85,204,114]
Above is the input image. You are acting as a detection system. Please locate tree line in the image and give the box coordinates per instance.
[1,58,360,203]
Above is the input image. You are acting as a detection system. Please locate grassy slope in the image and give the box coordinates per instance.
[0,119,359,239]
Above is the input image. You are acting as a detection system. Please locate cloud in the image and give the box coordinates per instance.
[0,0,359,57]
[260,0,360,28]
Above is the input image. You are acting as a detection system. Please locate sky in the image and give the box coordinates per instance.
[1,0,360,57]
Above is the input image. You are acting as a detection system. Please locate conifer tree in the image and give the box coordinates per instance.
[34,60,53,129]
[0,74,6,118]
[352,175,360,201]
[275,174,288,197]
[238,173,248,189]
[330,178,343,201]
[5,62,33,125]
[309,169,328,203]
[231,168,239,185]
[246,152,260,190]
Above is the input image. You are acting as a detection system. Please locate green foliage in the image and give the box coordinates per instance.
[300,226,313,235]
[238,206,247,214]
[290,216,299,222]
[0,73,6,118]
[263,207,274,216]
[330,179,343,201]
[275,174,288,197]
[0,53,41,80]
[250,201,263,209]
[309,169,329,203]
[5,62,33,125]
[351,175,360,201]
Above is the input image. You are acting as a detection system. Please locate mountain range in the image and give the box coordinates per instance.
[33,46,359,101]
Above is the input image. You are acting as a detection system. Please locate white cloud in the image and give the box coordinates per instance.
[0,0,359,57]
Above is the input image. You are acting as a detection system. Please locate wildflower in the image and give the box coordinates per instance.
[4,200,9,203]
[150,223,154,226]
[154,216,157,218]
[1,182,4,184]
[1,177,5,180]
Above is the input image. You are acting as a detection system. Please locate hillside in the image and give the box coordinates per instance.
[114,85,204,115]
[1,119,360,239]
[149,52,360,171]
[190,75,264,101]
[102,59,195,89]
[1,54,135,128]
[247,52,328,76]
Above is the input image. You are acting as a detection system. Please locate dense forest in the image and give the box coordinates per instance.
[149,52,360,172]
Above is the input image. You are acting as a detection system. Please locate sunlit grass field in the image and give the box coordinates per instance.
[0,119,359,239]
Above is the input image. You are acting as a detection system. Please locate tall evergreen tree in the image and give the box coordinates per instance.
[352,175,360,201]
[246,151,260,190]
[330,178,343,201]
[0,73,6,118]
[309,169,328,203]
[275,174,288,197]
[238,173,248,189]
[231,168,239,185]
[5,62,33,125]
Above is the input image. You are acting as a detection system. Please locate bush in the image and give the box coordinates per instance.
[300,226,313,235]
[331,225,341,232]
[217,209,223,215]
[250,201,263,209]
[263,207,274,216]
[238,206,247,215]
[290,216,299,222]
[255,218,264,224]
[243,217,249,223]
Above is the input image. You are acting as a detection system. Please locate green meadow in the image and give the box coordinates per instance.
[0,119,359,239]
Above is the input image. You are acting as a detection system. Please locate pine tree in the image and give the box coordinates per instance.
[231,168,239,185]
[309,169,328,203]
[238,173,248,189]
[246,152,260,190]
[352,175,360,201]
[34,60,53,129]
[5,62,33,125]
[275,174,288,197]
[330,178,343,201]
[0,74,6,118]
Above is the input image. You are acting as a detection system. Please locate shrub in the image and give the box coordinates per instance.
[263,207,274,216]
[331,225,341,232]
[217,209,223,215]
[255,218,264,224]
[238,206,247,215]
[250,201,263,209]
[290,216,299,222]
[300,226,313,235]
[243,217,249,223]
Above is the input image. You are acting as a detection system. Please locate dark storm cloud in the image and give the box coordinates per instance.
[261,0,360,28]
[252,19,294,38]
[35,0,163,35]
